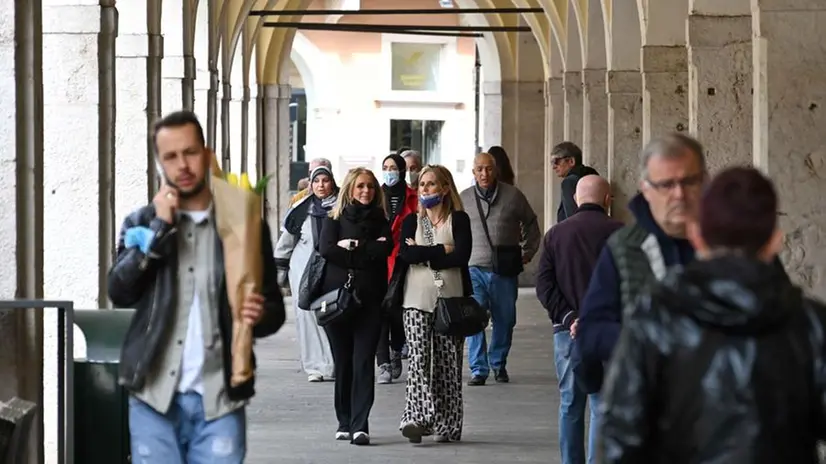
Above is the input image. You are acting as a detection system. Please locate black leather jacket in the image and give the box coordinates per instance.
[107,205,286,401]
[599,255,826,463]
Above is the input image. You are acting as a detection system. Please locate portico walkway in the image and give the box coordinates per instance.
[247,288,562,463]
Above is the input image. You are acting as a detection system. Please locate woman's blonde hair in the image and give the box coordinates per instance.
[330,167,387,219]
[416,164,464,220]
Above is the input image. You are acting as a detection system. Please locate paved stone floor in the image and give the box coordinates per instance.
[247,288,562,463]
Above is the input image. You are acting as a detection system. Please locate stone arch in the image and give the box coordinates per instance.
[259,0,514,84]
[286,32,323,111]
[283,32,330,163]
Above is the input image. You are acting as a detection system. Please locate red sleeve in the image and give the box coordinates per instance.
[386,188,420,281]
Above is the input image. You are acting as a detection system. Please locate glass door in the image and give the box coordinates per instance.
[389,119,444,164]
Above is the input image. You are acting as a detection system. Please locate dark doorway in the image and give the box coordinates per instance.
[389,119,445,165]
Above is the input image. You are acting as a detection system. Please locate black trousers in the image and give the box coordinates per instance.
[376,309,406,366]
[324,302,383,435]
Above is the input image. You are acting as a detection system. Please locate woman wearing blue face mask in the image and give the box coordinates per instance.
[385,165,473,444]
[377,154,418,384]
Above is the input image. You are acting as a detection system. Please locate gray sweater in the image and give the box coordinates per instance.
[460,182,541,269]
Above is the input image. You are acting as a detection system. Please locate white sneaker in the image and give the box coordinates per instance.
[335,431,350,441]
[377,364,392,384]
[308,373,323,383]
[352,431,370,445]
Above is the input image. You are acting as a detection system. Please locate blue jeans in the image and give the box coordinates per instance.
[554,331,599,464]
[466,266,518,377]
[128,393,246,464]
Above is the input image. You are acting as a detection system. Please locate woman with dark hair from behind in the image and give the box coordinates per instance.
[598,166,826,463]
[487,146,515,185]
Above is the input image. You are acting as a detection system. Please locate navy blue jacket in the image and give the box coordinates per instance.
[536,204,623,332]
[576,194,695,363]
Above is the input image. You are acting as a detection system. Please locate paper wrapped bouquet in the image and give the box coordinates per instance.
[209,154,272,387]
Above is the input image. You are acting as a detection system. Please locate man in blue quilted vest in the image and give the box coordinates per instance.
[576,134,707,394]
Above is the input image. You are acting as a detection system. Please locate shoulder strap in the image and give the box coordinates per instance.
[474,193,495,249]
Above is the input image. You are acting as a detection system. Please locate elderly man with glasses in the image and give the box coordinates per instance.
[574,133,707,450]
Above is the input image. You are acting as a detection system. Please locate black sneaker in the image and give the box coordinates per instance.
[390,351,403,380]
[494,368,510,383]
[467,375,486,386]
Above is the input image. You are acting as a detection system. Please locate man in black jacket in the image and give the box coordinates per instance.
[536,175,622,464]
[108,110,285,462]
[551,142,600,223]
[599,167,826,463]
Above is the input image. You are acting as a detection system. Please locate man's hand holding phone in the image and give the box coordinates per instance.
[153,185,179,224]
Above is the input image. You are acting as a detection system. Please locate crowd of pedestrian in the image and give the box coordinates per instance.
[109,108,826,463]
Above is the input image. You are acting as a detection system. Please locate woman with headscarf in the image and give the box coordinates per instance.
[275,166,338,382]
[376,154,419,384]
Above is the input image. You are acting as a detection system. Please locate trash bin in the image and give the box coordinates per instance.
[73,309,134,464]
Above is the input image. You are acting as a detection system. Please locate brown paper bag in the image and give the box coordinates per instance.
[211,175,263,387]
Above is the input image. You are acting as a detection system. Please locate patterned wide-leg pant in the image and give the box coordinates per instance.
[400,308,464,441]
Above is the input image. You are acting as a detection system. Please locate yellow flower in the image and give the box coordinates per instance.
[240,173,252,191]
[226,173,239,187]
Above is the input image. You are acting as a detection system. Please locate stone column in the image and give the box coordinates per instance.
[481,81,502,148]
[115,5,151,224]
[563,71,583,145]
[1,0,45,461]
[607,70,643,222]
[500,80,545,285]
[582,68,608,175]
[262,84,292,243]
[641,46,688,143]
[182,0,196,110]
[98,1,117,307]
[544,77,564,229]
[515,80,546,286]
[161,0,184,114]
[206,0,218,148]
[240,85,251,173]
[43,0,103,307]
[752,1,826,298]
[220,81,232,171]
[146,0,163,195]
[688,14,752,172]
[44,1,108,458]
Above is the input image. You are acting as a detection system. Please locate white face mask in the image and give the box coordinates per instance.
[406,171,419,187]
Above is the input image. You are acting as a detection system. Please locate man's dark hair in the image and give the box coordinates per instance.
[487,145,515,185]
[152,110,206,154]
[699,166,777,256]
[551,141,583,165]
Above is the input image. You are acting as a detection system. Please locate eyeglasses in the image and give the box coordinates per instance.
[551,156,572,166]
[644,173,705,192]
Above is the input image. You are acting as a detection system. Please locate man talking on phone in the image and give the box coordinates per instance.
[107,110,286,463]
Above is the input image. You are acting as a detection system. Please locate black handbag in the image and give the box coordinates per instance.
[420,216,489,337]
[309,271,360,327]
[297,219,326,310]
[474,193,524,277]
